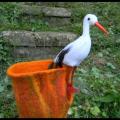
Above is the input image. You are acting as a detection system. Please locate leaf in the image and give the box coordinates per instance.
[0,85,4,92]
[82,88,89,95]
[94,92,119,103]
[79,68,87,74]
[105,72,114,78]
[0,113,4,118]
[6,92,13,99]
[90,106,101,116]
[91,67,100,78]
[102,111,107,117]
[74,110,79,118]
[3,76,9,84]
[68,108,73,115]
[107,62,116,69]
[115,110,120,118]
[97,52,103,57]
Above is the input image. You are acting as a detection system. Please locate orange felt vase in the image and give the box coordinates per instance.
[7,59,74,118]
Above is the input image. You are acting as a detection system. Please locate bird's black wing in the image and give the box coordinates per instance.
[55,48,70,67]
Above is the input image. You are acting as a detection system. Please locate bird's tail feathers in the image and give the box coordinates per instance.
[48,62,60,69]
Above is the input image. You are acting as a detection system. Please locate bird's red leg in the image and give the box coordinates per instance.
[64,65,73,84]
[64,65,79,93]
[71,66,79,93]
[71,66,76,84]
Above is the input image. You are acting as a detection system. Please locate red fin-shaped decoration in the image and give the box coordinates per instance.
[67,83,80,94]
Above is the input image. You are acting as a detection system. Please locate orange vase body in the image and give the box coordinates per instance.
[7,59,74,118]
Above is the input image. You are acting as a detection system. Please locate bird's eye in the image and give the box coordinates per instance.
[88,18,90,20]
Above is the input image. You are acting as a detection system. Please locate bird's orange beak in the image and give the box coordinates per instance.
[95,22,109,35]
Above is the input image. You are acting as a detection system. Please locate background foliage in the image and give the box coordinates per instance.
[0,2,120,118]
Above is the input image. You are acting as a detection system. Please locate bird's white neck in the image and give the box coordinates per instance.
[82,20,90,37]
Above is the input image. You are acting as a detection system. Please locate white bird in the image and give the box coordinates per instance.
[48,14,108,93]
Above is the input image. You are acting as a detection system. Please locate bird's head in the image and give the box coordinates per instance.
[84,14,109,35]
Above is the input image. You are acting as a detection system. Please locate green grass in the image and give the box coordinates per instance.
[69,47,120,118]
[0,2,120,118]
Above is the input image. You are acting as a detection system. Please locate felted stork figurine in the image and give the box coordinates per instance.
[48,14,108,93]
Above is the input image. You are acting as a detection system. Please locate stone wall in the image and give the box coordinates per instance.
[2,31,77,60]
[1,2,78,60]
[16,3,72,27]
